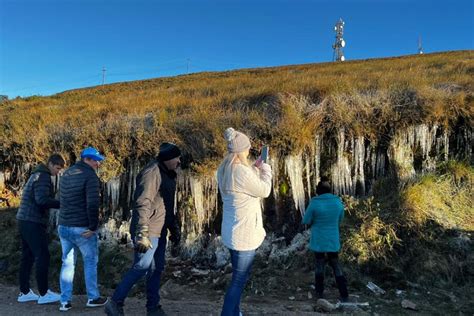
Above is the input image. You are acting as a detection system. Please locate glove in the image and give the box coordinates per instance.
[135,225,153,253]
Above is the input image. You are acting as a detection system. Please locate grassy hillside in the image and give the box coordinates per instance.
[1,51,473,179]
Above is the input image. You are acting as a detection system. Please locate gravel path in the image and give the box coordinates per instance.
[0,283,323,316]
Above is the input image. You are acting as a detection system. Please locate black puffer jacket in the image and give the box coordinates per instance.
[130,160,177,238]
[16,164,59,225]
[59,161,101,231]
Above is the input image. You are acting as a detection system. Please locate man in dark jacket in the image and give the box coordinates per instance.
[57,147,108,312]
[16,154,65,304]
[105,143,181,316]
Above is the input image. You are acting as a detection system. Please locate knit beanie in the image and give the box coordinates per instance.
[158,142,181,161]
[224,127,251,153]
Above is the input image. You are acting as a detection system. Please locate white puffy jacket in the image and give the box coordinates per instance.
[218,163,272,251]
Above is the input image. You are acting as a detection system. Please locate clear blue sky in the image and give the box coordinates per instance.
[1,0,473,98]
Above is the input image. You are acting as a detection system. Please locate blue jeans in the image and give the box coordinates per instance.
[221,249,256,316]
[58,225,100,303]
[112,230,168,310]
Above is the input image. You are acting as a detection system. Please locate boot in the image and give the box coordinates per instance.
[335,275,349,301]
[315,274,324,299]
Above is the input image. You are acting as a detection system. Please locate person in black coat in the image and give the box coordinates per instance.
[16,153,65,304]
[57,147,108,311]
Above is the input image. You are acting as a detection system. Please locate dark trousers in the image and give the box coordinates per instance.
[18,220,50,296]
[314,252,348,299]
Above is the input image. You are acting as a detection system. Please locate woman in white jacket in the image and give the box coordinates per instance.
[217,127,272,316]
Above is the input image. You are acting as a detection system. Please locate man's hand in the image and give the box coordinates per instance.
[81,230,95,238]
[135,225,153,253]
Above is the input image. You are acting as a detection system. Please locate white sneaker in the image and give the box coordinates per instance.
[37,290,61,304]
[17,289,39,302]
[59,301,72,312]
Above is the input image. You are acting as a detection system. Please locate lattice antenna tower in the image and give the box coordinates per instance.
[333,18,346,61]
[418,35,424,54]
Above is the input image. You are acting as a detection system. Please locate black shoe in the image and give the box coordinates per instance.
[86,296,108,307]
[147,305,167,316]
[104,300,124,316]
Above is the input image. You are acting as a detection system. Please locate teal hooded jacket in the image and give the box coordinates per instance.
[302,193,344,252]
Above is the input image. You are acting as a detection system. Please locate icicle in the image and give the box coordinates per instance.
[190,177,205,234]
[353,136,365,196]
[285,154,306,216]
[376,151,386,178]
[305,153,312,198]
[331,129,352,195]
[269,156,279,200]
[106,177,121,213]
[127,160,140,207]
[388,128,416,181]
[314,135,321,185]
[0,171,5,190]
[414,124,438,172]
[435,128,450,162]
[443,129,449,161]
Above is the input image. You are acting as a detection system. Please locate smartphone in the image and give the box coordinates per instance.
[261,145,269,163]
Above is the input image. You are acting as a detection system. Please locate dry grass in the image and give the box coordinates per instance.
[1,51,473,178]
[337,161,473,287]
[401,161,473,230]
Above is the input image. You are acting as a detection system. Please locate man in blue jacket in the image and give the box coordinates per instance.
[57,147,108,312]
[16,154,65,305]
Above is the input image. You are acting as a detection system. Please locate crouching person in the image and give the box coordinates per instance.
[302,176,349,302]
[105,143,181,316]
[16,154,65,304]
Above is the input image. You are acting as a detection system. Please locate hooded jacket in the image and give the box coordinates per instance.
[16,164,59,225]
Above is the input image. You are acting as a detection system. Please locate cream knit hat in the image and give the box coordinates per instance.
[224,127,251,153]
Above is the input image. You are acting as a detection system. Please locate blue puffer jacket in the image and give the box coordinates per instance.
[302,193,344,252]
[16,164,59,225]
[59,161,101,231]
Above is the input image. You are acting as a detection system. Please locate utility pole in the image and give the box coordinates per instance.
[186,58,190,74]
[102,66,106,85]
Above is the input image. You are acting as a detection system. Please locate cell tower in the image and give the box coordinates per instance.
[333,18,346,62]
[418,36,424,54]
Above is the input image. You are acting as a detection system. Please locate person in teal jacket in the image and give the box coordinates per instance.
[302,176,349,301]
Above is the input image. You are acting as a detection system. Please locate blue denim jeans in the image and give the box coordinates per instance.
[112,230,168,311]
[221,249,256,316]
[58,225,100,303]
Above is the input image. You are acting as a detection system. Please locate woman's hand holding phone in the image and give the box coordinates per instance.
[254,145,269,169]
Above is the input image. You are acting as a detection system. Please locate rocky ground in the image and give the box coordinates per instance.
[1,257,471,316]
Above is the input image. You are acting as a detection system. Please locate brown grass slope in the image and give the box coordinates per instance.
[1,51,473,178]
